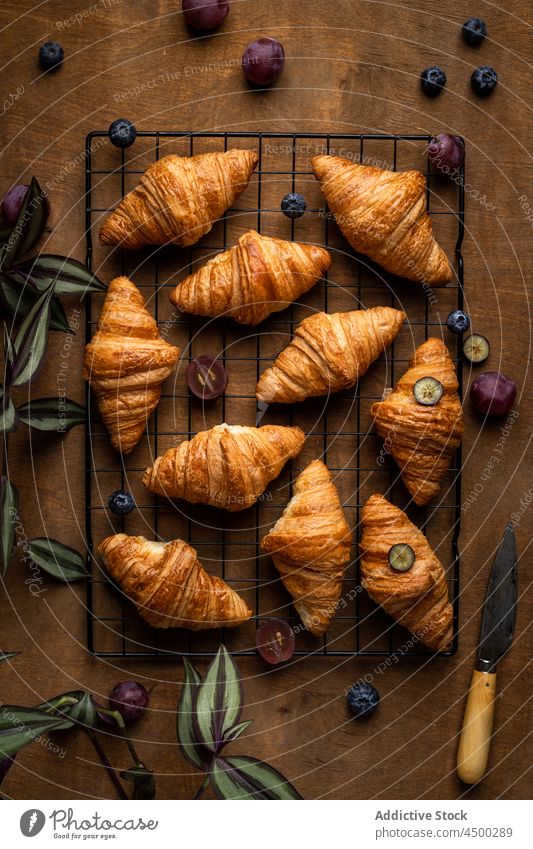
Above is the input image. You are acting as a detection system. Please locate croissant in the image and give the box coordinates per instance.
[99,149,258,249]
[360,494,453,651]
[169,230,331,326]
[371,338,463,506]
[261,460,352,636]
[143,423,305,511]
[312,155,452,286]
[98,534,252,629]
[256,307,404,404]
[83,276,179,454]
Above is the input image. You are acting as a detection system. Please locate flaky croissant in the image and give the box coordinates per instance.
[360,494,453,651]
[98,534,252,629]
[256,307,404,404]
[143,423,305,511]
[371,338,463,506]
[261,460,352,636]
[169,230,331,326]
[312,155,452,286]
[83,276,179,454]
[99,149,258,249]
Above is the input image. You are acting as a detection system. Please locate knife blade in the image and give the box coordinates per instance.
[457,524,518,784]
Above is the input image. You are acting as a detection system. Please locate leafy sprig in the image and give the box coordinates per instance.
[177,646,302,800]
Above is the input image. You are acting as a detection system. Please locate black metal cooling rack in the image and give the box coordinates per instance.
[84,131,464,659]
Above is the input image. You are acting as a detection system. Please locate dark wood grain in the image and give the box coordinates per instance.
[0,0,531,800]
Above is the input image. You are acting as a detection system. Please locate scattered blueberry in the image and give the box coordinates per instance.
[462,17,487,46]
[38,42,64,71]
[281,192,307,219]
[108,490,135,515]
[446,310,471,334]
[420,66,446,97]
[347,681,380,718]
[108,118,137,149]
[108,681,149,723]
[471,66,498,97]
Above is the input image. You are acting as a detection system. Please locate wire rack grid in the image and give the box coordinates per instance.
[84,131,464,659]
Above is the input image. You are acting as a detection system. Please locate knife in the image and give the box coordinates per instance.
[456,524,518,784]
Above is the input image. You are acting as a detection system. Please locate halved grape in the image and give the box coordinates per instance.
[182,0,229,30]
[388,543,415,572]
[463,334,490,364]
[470,372,516,417]
[413,376,444,406]
[186,356,228,400]
[255,619,295,664]
[242,37,285,86]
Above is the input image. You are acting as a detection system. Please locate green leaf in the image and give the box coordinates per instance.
[27,538,88,582]
[50,295,72,334]
[3,323,15,371]
[0,391,18,433]
[13,255,106,295]
[62,693,98,729]
[0,652,19,663]
[0,178,48,269]
[194,645,243,753]
[0,275,70,333]
[177,657,210,770]
[210,756,302,800]
[10,283,54,387]
[120,765,156,800]
[0,476,18,575]
[222,719,252,744]
[0,707,74,759]
[17,397,85,432]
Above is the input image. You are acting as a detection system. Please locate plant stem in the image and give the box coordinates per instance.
[194,774,210,800]
[100,708,142,766]
[85,729,128,800]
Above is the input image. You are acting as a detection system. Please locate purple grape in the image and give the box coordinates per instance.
[182,0,229,30]
[470,372,517,417]
[428,134,465,174]
[108,681,149,722]
[255,619,295,664]
[187,356,228,400]
[242,37,285,86]
[1,184,29,226]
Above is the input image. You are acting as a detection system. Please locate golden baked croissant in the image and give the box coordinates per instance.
[169,230,331,326]
[256,306,404,404]
[371,338,463,506]
[312,155,452,286]
[261,460,352,636]
[143,423,305,511]
[83,276,179,454]
[98,533,252,629]
[99,149,258,249]
[360,494,453,651]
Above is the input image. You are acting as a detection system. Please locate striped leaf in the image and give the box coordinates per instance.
[13,255,106,295]
[17,397,85,432]
[10,284,54,387]
[0,391,18,433]
[177,657,210,770]
[194,645,243,753]
[0,652,19,663]
[0,275,70,333]
[27,538,87,582]
[0,707,74,759]
[0,476,18,575]
[0,178,48,269]
[210,756,302,800]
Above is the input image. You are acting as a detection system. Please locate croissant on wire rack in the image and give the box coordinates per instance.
[99,149,259,249]
[312,155,452,286]
[256,306,404,404]
[169,230,331,326]
[83,276,179,454]
[260,460,352,636]
[371,338,463,506]
[143,423,305,511]
[98,534,252,629]
[360,494,453,651]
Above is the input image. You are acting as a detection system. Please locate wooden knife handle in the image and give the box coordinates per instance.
[457,669,497,784]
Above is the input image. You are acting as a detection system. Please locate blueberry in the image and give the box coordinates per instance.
[108,118,137,149]
[281,192,307,219]
[108,490,135,515]
[39,41,64,71]
[446,310,471,334]
[420,66,446,97]
[462,17,487,46]
[347,681,380,718]
[471,66,498,98]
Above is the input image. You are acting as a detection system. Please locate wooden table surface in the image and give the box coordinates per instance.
[1,0,531,801]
